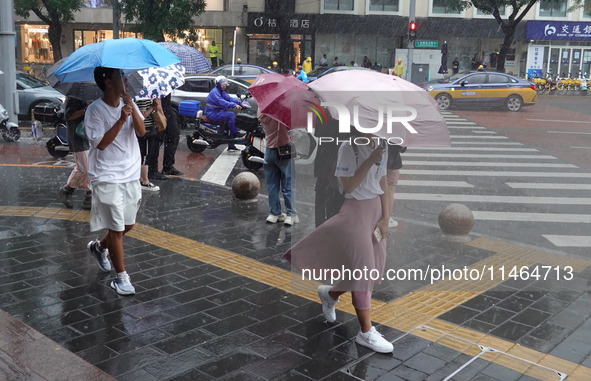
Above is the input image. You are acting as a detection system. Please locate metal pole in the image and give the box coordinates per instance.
[231,29,237,76]
[113,1,119,39]
[407,0,415,83]
[0,0,18,123]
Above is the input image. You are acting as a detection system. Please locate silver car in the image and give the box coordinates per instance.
[16,72,65,120]
[171,74,256,126]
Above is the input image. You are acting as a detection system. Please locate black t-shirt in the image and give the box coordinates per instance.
[65,97,89,152]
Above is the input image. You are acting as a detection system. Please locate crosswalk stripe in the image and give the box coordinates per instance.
[403,154,555,159]
[395,193,591,205]
[398,180,474,188]
[200,146,244,186]
[542,235,591,247]
[409,147,539,151]
[446,121,478,125]
[473,131,498,134]
[506,182,591,190]
[446,126,486,129]
[451,141,523,145]
[451,135,508,139]
[405,161,577,168]
[472,212,591,223]
[401,169,589,177]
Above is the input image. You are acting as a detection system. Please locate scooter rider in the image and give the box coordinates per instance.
[205,76,245,151]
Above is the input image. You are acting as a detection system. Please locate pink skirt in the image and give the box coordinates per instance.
[284,196,387,292]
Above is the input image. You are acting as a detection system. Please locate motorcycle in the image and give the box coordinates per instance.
[0,103,21,142]
[181,97,266,170]
[37,102,70,158]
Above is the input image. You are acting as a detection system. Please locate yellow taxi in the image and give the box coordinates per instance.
[423,71,537,112]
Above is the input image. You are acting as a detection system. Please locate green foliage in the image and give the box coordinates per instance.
[119,0,207,42]
[14,0,85,23]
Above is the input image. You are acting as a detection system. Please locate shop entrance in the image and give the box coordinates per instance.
[247,34,313,71]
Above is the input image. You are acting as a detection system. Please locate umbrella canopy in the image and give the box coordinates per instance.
[54,38,180,83]
[127,63,185,99]
[308,70,450,147]
[249,73,318,129]
[47,58,103,102]
[158,42,211,73]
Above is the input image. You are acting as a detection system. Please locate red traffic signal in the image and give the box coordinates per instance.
[409,21,417,41]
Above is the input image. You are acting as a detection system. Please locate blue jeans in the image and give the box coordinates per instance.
[264,147,295,216]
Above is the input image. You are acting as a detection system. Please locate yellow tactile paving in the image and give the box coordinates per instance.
[2,206,591,380]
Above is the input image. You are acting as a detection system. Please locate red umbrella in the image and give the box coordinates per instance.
[249,73,318,129]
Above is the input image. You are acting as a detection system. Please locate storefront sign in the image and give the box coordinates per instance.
[247,13,315,34]
[527,21,591,41]
[415,40,438,48]
[526,45,545,79]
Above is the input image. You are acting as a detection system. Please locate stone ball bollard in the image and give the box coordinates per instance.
[438,203,474,242]
[231,172,260,200]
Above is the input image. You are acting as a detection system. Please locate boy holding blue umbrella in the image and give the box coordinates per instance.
[85,67,145,295]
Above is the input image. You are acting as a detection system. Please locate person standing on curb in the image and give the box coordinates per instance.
[259,111,298,226]
[85,67,145,296]
[58,96,93,210]
[208,41,220,68]
[134,97,162,190]
[160,93,183,176]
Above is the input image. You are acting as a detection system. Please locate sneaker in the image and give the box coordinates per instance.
[110,273,136,295]
[162,167,183,176]
[284,215,300,226]
[227,145,240,152]
[318,285,339,323]
[388,217,398,228]
[266,213,286,223]
[87,240,111,272]
[355,327,394,353]
[233,131,246,138]
[141,182,160,192]
[82,193,92,210]
[148,171,168,180]
[58,186,74,208]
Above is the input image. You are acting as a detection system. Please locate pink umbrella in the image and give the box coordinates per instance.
[308,69,450,146]
[249,73,319,129]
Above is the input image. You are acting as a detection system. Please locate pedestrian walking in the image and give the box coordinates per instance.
[284,133,393,353]
[85,66,145,295]
[452,57,460,74]
[260,112,298,226]
[208,41,220,68]
[393,59,404,77]
[134,97,164,187]
[58,96,93,210]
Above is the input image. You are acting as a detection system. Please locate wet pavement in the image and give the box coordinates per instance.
[1,111,591,380]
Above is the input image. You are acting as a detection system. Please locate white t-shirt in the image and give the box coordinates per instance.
[335,142,387,200]
[85,98,144,184]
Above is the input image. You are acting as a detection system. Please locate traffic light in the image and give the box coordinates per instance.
[409,21,417,41]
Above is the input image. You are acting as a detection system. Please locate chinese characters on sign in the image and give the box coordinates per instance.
[252,16,312,31]
[526,46,545,79]
[527,21,591,41]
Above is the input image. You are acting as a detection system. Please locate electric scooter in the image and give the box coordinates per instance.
[0,103,21,142]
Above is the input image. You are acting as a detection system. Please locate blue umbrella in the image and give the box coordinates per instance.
[54,38,181,83]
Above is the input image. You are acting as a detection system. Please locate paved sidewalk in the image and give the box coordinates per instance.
[0,164,590,380]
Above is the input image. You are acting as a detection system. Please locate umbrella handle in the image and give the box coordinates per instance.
[120,70,128,95]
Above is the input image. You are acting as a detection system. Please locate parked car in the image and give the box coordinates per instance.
[16,72,65,120]
[170,74,257,128]
[209,64,275,83]
[306,66,371,81]
[424,71,536,112]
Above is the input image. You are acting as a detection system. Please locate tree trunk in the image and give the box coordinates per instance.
[279,18,293,73]
[47,22,63,61]
[497,24,515,74]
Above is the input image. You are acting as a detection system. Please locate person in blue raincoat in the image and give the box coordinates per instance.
[205,76,244,151]
[296,65,309,83]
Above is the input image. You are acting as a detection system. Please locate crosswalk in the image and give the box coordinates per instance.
[400,111,591,255]
[198,111,591,256]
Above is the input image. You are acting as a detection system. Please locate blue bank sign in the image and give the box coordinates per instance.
[527,21,591,41]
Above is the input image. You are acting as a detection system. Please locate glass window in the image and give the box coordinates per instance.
[324,0,354,11]
[488,74,511,84]
[432,0,461,14]
[464,74,487,84]
[20,25,54,64]
[539,0,567,17]
[476,6,506,16]
[225,81,247,95]
[177,79,212,93]
[240,66,263,75]
[83,0,112,7]
[369,0,399,12]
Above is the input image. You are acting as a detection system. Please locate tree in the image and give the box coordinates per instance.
[442,1,589,72]
[15,0,85,61]
[119,0,206,43]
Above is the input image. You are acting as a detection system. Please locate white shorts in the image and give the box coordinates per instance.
[90,181,142,232]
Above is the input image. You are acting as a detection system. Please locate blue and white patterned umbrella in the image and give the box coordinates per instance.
[158,41,211,73]
[127,63,185,100]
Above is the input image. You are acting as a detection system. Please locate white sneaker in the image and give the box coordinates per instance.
[266,213,286,223]
[388,217,398,228]
[355,326,394,353]
[318,285,339,323]
[141,182,160,192]
[110,273,136,295]
[284,215,299,226]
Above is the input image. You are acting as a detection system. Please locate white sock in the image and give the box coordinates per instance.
[117,271,128,278]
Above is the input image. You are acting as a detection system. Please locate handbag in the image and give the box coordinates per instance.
[153,110,167,132]
[75,121,87,139]
[277,142,296,160]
